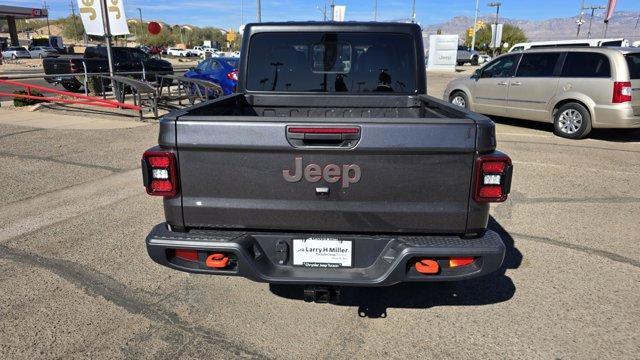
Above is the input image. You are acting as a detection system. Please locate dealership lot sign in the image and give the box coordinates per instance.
[426,34,458,72]
[78,0,129,36]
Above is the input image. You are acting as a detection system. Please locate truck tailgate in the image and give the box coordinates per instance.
[176,119,477,234]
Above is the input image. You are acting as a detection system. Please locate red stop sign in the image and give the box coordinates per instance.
[148,22,162,35]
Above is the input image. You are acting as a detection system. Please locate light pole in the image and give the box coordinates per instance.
[373,0,377,21]
[257,0,262,22]
[488,2,501,56]
[99,0,114,77]
[411,0,416,23]
[471,0,480,51]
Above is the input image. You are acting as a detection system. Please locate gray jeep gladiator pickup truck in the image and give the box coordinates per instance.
[142,22,512,302]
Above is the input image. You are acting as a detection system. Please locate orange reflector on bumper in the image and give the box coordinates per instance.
[449,257,475,268]
[206,253,230,268]
[415,259,439,274]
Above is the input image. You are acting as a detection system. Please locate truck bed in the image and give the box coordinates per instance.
[160,94,495,236]
[177,93,472,119]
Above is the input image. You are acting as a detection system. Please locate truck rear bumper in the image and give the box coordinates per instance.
[146,223,505,286]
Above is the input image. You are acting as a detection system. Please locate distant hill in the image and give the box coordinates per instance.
[423,11,640,43]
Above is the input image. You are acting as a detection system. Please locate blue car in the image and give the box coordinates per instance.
[184,57,239,96]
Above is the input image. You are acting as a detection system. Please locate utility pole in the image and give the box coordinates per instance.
[137,8,143,44]
[471,0,480,51]
[42,1,51,35]
[488,2,501,56]
[585,5,606,39]
[373,0,377,21]
[411,0,416,23]
[257,0,262,22]
[99,0,115,77]
[70,0,79,43]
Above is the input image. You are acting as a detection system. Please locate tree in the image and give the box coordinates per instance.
[466,23,527,54]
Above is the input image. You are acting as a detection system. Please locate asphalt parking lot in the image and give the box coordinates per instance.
[1,70,639,359]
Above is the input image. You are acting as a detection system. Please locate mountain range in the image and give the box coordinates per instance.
[423,11,640,42]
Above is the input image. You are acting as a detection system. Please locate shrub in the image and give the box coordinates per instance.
[13,89,47,107]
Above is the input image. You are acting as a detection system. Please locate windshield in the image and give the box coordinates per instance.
[626,53,640,79]
[246,32,417,93]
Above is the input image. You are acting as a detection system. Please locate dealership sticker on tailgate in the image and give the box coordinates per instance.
[292,238,353,268]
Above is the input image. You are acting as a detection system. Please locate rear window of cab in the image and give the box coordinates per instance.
[245,32,418,93]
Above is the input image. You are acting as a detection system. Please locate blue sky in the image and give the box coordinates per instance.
[5,0,639,29]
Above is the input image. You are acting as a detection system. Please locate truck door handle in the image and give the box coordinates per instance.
[511,82,522,86]
[286,126,361,148]
[497,81,508,86]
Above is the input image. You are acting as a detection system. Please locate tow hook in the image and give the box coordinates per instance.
[205,253,230,268]
[303,286,342,303]
[415,259,440,274]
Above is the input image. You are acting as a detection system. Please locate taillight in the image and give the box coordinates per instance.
[473,154,512,203]
[142,150,178,197]
[227,70,238,81]
[613,81,632,103]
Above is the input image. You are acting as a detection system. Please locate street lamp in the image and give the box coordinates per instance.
[471,0,480,51]
[488,2,501,56]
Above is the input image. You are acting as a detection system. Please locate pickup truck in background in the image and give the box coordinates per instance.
[142,22,513,303]
[457,45,480,66]
[43,46,173,92]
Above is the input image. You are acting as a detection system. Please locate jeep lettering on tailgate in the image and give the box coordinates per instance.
[283,157,361,188]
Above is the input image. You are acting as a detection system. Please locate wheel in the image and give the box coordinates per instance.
[471,56,479,66]
[457,61,464,66]
[449,91,469,109]
[553,102,592,139]
[61,81,82,92]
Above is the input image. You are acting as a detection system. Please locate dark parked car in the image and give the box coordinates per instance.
[142,22,513,303]
[43,46,173,92]
[183,57,239,95]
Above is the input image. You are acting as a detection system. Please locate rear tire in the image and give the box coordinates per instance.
[471,56,479,66]
[553,102,592,139]
[450,91,469,110]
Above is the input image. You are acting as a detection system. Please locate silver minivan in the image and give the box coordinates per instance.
[444,48,640,139]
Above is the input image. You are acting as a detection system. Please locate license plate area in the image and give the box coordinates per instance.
[292,238,353,268]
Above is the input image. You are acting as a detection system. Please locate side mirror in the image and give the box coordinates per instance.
[472,69,481,79]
